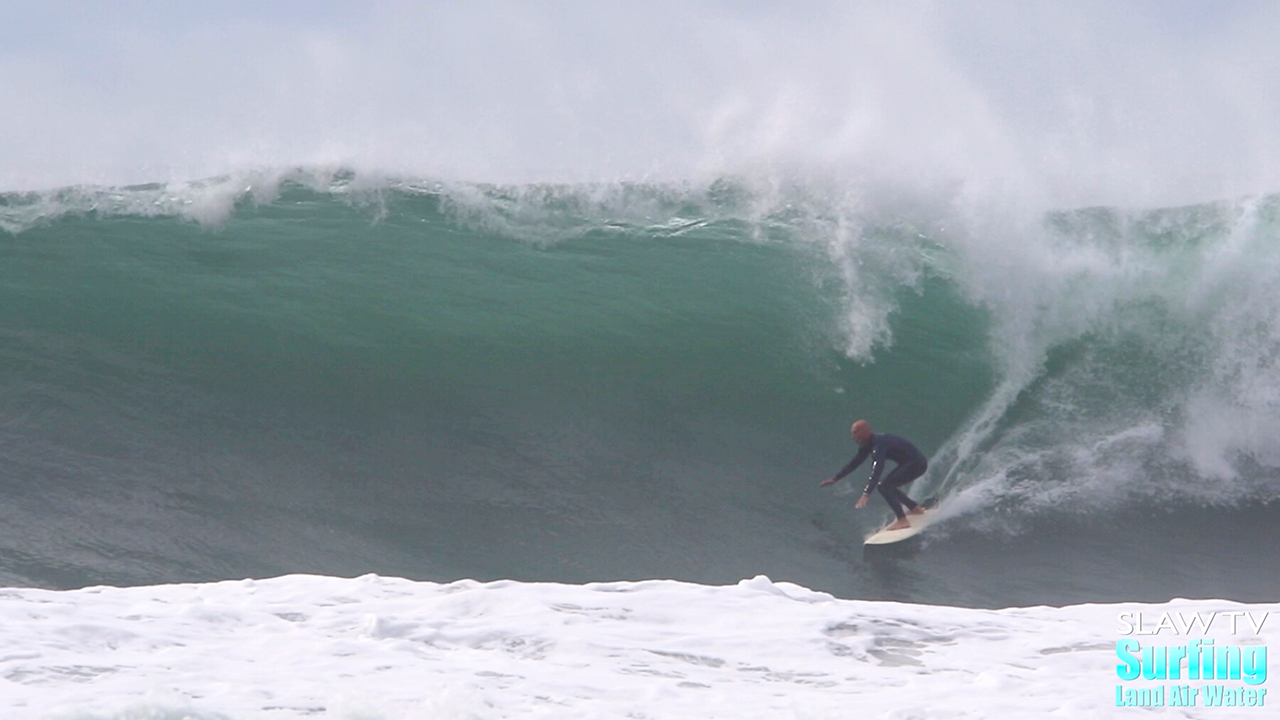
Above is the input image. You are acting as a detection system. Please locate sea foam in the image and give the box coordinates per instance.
[2,574,1275,719]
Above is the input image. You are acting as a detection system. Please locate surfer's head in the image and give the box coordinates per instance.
[851,419,872,445]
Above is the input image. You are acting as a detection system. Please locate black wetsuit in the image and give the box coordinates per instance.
[832,433,928,520]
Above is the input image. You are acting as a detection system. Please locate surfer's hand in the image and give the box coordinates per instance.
[820,477,837,487]
[855,494,869,509]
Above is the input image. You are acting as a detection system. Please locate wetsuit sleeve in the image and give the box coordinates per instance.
[863,455,886,495]
[832,444,872,482]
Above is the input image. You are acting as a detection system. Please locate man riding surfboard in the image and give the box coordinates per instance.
[821,420,928,531]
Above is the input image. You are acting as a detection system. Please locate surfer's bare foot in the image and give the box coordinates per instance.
[907,506,926,516]
[886,518,911,531]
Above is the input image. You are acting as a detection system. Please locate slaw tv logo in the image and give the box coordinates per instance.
[1115,611,1268,708]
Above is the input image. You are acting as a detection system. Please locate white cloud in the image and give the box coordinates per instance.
[3,0,1278,209]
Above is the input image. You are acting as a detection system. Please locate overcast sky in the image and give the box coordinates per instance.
[3,1,1278,207]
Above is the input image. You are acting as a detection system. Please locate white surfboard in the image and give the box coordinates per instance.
[863,499,940,546]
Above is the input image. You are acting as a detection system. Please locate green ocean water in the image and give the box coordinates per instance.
[2,173,1279,606]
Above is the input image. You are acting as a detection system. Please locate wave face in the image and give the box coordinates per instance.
[3,171,1280,606]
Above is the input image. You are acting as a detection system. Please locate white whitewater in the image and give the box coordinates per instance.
[1,574,1274,719]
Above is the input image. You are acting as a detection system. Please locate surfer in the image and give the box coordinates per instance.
[821,420,928,530]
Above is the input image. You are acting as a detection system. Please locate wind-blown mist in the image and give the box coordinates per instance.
[4,1,1280,208]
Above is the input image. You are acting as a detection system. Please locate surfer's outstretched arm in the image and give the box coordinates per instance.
[820,443,872,487]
